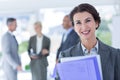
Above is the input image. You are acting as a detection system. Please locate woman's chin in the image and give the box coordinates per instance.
[81,35,91,40]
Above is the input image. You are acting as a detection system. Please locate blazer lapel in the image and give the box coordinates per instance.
[65,30,73,42]
[98,40,110,58]
[77,42,84,56]
[42,35,45,49]
[98,40,110,71]
[33,36,37,53]
[71,42,84,56]
[7,32,18,47]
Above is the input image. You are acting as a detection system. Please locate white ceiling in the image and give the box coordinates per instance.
[0,0,120,15]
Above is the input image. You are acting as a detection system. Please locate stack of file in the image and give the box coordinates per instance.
[57,55,103,80]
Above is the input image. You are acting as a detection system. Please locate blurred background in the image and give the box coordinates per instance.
[0,0,120,80]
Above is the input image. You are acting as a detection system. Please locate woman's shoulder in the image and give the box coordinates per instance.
[99,40,120,55]
[61,43,80,57]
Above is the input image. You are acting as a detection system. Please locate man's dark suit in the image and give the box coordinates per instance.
[56,29,79,60]
[28,35,50,80]
[60,39,120,80]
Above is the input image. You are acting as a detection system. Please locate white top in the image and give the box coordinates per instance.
[81,41,98,55]
[36,35,43,54]
[63,27,73,42]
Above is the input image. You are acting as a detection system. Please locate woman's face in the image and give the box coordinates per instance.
[73,12,98,40]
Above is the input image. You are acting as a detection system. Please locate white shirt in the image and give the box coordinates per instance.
[63,27,73,42]
[81,41,98,55]
[36,35,43,54]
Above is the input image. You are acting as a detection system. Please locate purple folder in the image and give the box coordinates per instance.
[57,56,102,80]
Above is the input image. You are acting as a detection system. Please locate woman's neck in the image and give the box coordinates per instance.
[81,36,97,51]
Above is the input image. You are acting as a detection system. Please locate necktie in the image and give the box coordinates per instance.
[13,35,18,45]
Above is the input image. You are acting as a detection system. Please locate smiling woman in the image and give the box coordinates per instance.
[59,3,120,80]
[70,3,101,51]
[73,12,98,46]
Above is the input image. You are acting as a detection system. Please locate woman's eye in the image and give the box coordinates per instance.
[76,21,81,24]
[86,19,91,23]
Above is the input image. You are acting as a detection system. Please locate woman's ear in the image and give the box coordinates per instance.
[95,21,99,29]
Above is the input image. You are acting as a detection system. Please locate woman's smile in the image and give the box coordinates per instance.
[81,30,91,36]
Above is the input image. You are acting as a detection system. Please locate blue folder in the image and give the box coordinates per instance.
[57,56,102,80]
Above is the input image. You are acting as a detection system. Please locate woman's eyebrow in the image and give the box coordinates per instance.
[74,17,92,23]
[85,17,92,20]
[74,20,81,22]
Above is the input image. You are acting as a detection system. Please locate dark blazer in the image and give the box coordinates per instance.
[60,39,120,80]
[28,35,50,80]
[56,29,79,60]
[28,35,50,66]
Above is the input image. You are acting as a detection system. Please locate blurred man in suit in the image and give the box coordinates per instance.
[56,15,79,62]
[55,15,79,80]
[28,21,50,80]
[1,18,22,80]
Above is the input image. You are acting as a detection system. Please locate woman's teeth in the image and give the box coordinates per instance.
[82,30,90,34]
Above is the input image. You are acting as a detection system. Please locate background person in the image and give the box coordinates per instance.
[1,18,22,80]
[56,15,79,62]
[28,21,51,80]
